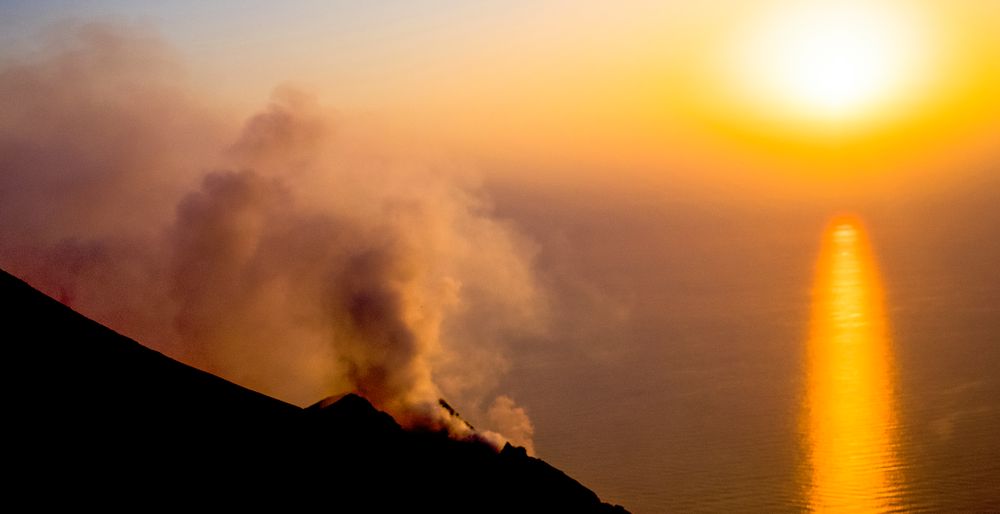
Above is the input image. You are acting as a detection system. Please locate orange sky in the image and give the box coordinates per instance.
[402,0,1000,196]
[3,1,996,199]
[2,6,999,510]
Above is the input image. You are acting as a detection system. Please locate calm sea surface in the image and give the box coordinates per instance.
[500,202,1000,513]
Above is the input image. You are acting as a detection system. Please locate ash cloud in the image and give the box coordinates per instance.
[0,23,542,449]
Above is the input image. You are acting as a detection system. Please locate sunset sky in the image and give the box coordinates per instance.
[2,2,998,511]
[4,0,997,193]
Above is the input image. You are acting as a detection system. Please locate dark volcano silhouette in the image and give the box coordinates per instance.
[3,269,627,512]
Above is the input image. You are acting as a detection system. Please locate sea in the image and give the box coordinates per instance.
[493,178,1000,513]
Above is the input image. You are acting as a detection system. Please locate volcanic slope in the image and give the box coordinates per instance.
[2,268,627,513]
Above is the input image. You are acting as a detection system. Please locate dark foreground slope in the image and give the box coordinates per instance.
[3,269,627,512]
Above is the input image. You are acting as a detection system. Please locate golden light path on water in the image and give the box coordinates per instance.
[806,216,901,512]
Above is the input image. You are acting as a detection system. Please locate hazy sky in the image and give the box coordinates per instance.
[4,0,997,198]
[1,4,999,509]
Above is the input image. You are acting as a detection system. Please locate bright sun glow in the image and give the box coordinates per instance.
[733,1,928,121]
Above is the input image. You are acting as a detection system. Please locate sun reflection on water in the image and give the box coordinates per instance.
[806,216,901,512]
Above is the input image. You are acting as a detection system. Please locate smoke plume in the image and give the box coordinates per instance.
[0,23,542,450]
[488,395,536,454]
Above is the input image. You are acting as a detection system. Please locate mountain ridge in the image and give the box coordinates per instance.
[2,268,627,512]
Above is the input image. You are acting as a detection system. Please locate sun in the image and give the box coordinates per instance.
[731,1,928,122]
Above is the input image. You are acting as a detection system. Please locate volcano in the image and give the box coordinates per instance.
[2,268,627,512]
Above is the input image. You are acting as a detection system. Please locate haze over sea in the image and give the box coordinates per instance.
[2,3,998,512]
[493,178,1000,513]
